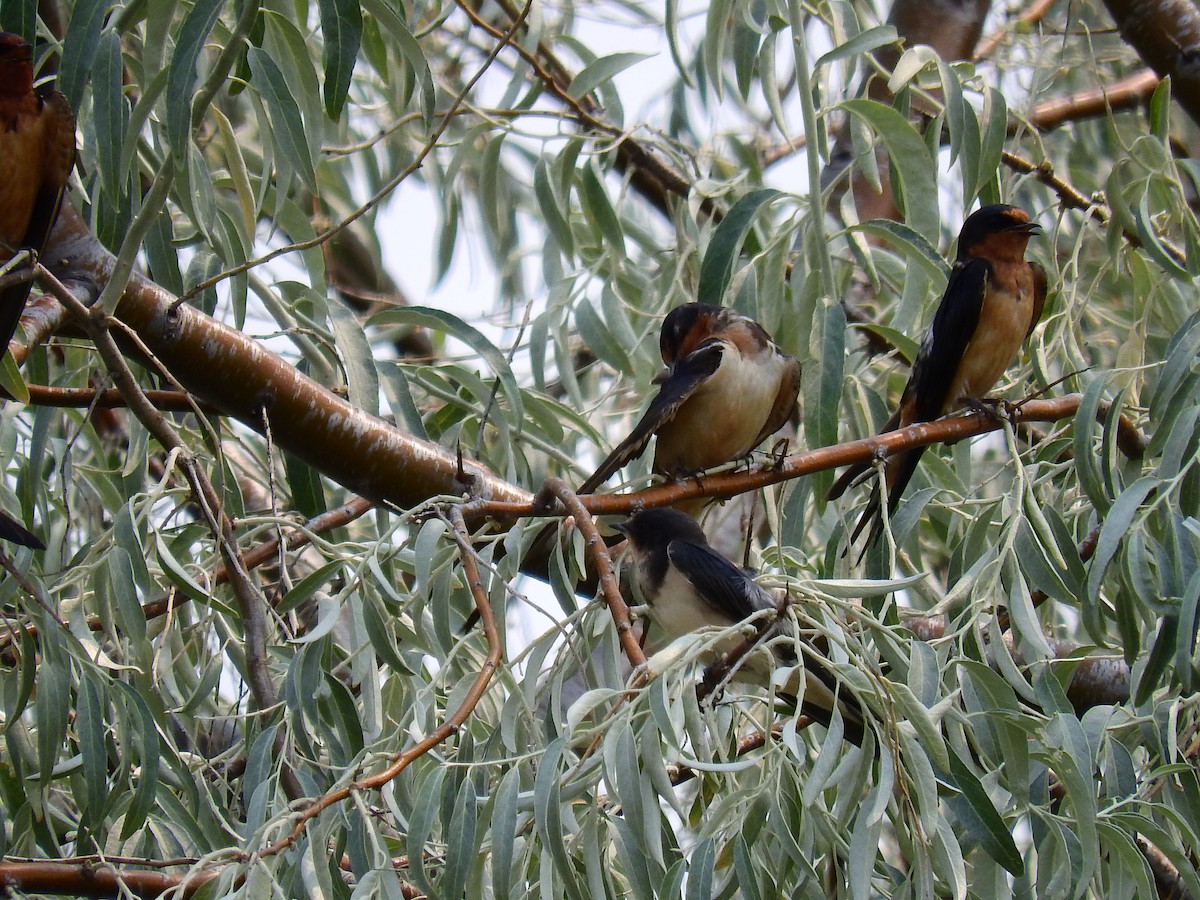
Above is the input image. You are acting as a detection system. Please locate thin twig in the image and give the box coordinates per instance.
[541,477,647,671]
[250,505,504,860]
[174,0,535,306]
[0,497,376,656]
[35,263,299,800]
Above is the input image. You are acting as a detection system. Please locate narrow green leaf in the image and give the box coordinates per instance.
[490,766,520,900]
[580,161,625,259]
[114,682,159,840]
[441,778,479,899]
[248,47,318,192]
[814,24,897,70]
[698,188,781,307]
[569,52,653,100]
[58,0,108,110]
[946,749,1024,876]
[77,674,108,826]
[1086,476,1160,639]
[165,0,225,160]
[851,219,950,284]
[535,739,586,900]
[319,0,363,119]
[1074,378,1113,512]
[841,99,939,242]
[93,29,129,203]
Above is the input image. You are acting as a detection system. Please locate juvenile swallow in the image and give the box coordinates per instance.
[579,304,801,495]
[0,32,74,361]
[615,507,864,744]
[828,204,1047,551]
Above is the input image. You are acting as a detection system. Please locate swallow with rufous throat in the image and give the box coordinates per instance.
[615,507,864,744]
[0,32,73,550]
[828,204,1047,553]
[579,303,802,496]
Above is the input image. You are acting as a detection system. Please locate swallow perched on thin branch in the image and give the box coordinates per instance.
[615,507,864,744]
[579,303,801,495]
[0,32,72,550]
[0,32,73,359]
[828,204,1047,552]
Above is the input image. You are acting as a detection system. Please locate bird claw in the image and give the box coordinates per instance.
[965,396,1014,423]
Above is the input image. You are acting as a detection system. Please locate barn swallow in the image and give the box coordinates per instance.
[0,32,74,361]
[579,304,801,495]
[0,33,70,551]
[828,204,1047,551]
[615,507,864,744]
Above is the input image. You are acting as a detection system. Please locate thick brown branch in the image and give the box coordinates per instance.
[0,861,216,898]
[1102,0,1200,131]
[44,204,530,511]
[1028,69,1160,131]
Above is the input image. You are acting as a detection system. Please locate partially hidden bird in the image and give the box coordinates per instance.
[0,32,73,550]
[828,204,1046,553]
[615,507,864,744]
[579,303,801,495]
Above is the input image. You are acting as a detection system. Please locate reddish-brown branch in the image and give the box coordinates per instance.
[26,383,207,411]
[251,505,504,860]
[0,861,216,898]
[975,0,1056,60]
[1028,69,1160,131]
[541,477,647,671]
[464,394,1142,523]
[44,204,530,511]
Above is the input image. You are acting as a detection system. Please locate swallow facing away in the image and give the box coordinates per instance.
[0,33,72,550]
[828,204,1047,552]
[615,507,864,744]
[579,303,802,496]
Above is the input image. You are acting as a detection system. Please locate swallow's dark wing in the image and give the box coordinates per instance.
[665,537,776,623]
[0,507,42,549]
[578,342,724,494]
[0,87,73,356]
[752,353,802,447]
[908,256,990,422]
[1027,260,1047,339]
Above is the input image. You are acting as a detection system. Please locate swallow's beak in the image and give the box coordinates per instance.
[612,520,631,537]
[1008,220,1042,235]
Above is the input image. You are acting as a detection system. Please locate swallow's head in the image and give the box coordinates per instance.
[0,33,34,97]
[659,303,729,365]
[613,507,707,555]
[957,204,1041,261]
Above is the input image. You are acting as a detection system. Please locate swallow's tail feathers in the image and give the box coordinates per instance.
[778,649,866,746]
[0,508,43,550]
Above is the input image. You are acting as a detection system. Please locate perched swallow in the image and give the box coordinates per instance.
[828,204,1047,551]
[0,32,74,360]
[579,304,801,495]
[615,507,864,744]
[0,33,70,551]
